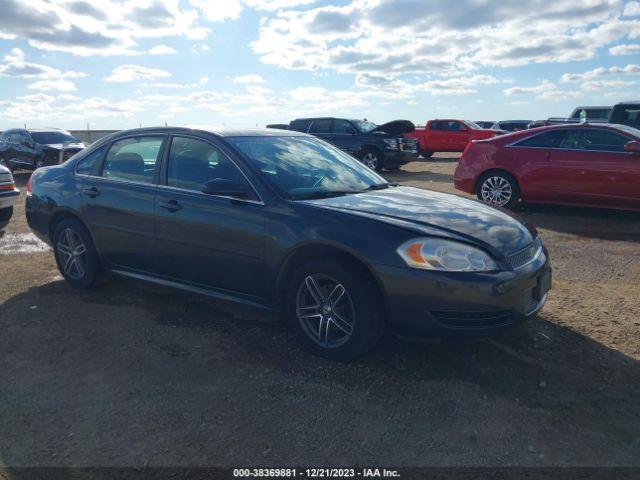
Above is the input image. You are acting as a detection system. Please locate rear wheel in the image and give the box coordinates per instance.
[0,206,13,228]
[477,171,521,209]
[53,219,102,288]
[361,148,383,172]
[286,258,385,361]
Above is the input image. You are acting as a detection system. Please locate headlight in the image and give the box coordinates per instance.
[383,138,399,150]
[397,238,498,272]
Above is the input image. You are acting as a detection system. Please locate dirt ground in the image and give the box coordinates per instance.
[1,154,639,468]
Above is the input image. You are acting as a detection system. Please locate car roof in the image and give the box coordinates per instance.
[108,126,309,139]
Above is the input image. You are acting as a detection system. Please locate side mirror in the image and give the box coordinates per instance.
[202,178,250,199]
[624,140,640,153]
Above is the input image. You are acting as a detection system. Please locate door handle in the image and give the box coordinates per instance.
[82,186,100,198]
[159,199,182,212]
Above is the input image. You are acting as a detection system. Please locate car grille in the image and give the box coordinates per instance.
[507,240,541,269]
[400,138,418,153]
[431,310,513,329]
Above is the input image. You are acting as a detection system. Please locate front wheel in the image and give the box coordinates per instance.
[34,158,45,170]
[477,171,521,209]
[286,258,385,361]
[361,149,383,172]
[53,219,103,288]
[420,148,433,158]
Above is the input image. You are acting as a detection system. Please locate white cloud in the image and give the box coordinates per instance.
[0,48,86,78]
[28,79,77,91]
[504,80,580,100]
[233,74,266,84]
[148,44,178,55]
[561,64,640,82]
[609,43,640,55]
[104,65,172,83]
[623,1,640,15]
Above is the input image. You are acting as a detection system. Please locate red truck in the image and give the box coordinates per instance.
[405,119,500,158]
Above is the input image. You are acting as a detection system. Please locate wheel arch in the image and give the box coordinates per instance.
[274,242,387,312]
[48,209,96,246]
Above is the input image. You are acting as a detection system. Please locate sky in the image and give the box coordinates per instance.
[0,0,639,130]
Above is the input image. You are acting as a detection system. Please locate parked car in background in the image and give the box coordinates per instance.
[405,119,499,158]
[0,164,19,229]
[454,123,640,211]
[609,101,640,129]
[490,120,533,132]
[569,105,612,122]
[26,127,550,360]
[475,121,495,129]
[0,128,85,172]
[266,124,289,130]
[284,117,418,171]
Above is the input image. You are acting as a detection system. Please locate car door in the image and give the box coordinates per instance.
[154,135,266,298]
[506,129,568,201]
[308,119,333,143]
[77,135,165,272]
[427,121,447,151]
[447,121,469,151]
[551,128,639,208]
[324,119,360,156]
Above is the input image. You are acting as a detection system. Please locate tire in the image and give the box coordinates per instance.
[286,258,386,361]
[476,171,521,209]
[0,206,12,229]
[34,158,45,170]
[53,218,102,289]
[420,148,433,158]
[361,148,384,172]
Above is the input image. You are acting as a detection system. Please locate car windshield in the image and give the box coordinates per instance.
[464,120,482,129]
[31,131,79,144]
[228,135,389,200]
[351,120,377,134]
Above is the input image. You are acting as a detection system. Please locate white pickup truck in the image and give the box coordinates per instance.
[0,164,19,229]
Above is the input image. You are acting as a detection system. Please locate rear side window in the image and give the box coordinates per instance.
[309,119,332,134]
[289,120,312,133]
[514,130,567,148]
[561,129,630,152]
[102,136,163,184]
[76,145,107,176]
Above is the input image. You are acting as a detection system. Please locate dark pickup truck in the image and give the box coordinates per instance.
[270,117,418,171]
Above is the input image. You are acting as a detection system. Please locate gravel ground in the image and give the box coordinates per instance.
[0,155,639,468]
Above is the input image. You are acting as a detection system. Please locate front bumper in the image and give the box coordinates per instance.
[376,249,551,337]
[383,150,419,167]
[0,189,20,209]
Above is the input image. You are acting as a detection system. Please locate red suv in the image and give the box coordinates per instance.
[454,123,640,211]
[405,119,499,158]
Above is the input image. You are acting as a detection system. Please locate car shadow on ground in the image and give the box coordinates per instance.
[1,276,639,466]
[516,204,640,242]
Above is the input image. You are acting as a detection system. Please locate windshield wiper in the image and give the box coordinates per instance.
[292,190,362,200]
[363,182,398,191]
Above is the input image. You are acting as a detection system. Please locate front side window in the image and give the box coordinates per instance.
[334,120,356,134]
[76,145,107,176]
[103,136,163,184]
[228,135,386,200]
[309,119,332,134]
[514,130,567,148]
[561,129,630,152]
[167,136,248,194]
[429,121,443,131]
[31,131,78,145]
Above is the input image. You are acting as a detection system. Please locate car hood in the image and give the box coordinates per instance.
[371,120,415,135]
[302,186,534,255]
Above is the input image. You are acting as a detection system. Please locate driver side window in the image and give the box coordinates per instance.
[167,136,251,197]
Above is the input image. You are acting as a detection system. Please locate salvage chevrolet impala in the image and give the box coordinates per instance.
[26,127,551,360]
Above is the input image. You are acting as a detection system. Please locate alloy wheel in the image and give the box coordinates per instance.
[362,153,379,170]
[480,176,513,206]
[296,274,355,348]
[56,228,87,280]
